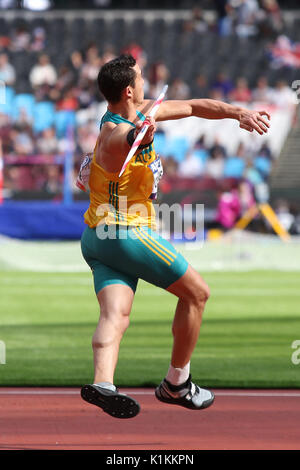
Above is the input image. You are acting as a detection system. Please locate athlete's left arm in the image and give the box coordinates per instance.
[141,99,271,136]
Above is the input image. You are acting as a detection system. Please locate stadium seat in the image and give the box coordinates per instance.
[12,93,35,121]
[165,136,189,162]
[0,86,15,117]
[223,156,245,179]
[254,155,272,179]
[154,132,167,155]
[33,101,55,134]
[54,110,76,138]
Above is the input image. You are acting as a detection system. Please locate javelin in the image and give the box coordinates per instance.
[119,84,168,177]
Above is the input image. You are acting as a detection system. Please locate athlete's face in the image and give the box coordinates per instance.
[132,64,144,105]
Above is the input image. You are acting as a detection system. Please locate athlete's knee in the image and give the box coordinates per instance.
[103,305,131,333]
[199,281,210,302]
[92,307,130,348]
[186,278,210,307]
[118,308,131,334]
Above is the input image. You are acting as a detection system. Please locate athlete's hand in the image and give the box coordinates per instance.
[135,116,157,145]
[238,109,271,135]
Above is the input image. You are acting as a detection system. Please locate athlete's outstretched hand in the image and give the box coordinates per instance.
[238,109,271,135]
[135,116,157,145]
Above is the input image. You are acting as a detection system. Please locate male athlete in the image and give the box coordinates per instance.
[80,54,270,418]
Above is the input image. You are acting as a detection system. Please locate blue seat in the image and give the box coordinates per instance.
[33,101,55,134]
[0,86,15,117]
[55,110,76,138]
[223,156,245,178]
[254,156,271,178]
[165,136,190,162]
[154,132,166,155]
[12,93,35,121]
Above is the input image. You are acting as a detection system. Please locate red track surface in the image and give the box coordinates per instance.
[1,388,300,450]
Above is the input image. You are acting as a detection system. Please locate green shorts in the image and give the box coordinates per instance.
[81,225,189,294]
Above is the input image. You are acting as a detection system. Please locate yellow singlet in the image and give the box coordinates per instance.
[84,110,163,229]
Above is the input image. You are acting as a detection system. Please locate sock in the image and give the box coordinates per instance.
[166,362,190,386]
[93,382,116,392]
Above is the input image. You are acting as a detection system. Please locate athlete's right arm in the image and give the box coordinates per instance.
[100,119,156,170]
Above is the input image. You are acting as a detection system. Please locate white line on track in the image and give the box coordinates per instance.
[0,390,300,397]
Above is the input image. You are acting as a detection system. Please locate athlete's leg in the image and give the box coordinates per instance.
[92,283,135,384]
[166,264,210,368]
[155,264,214,410]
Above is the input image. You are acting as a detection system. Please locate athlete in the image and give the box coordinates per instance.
[80,54,270,418]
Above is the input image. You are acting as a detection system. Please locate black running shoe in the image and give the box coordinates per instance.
[81,384,140,419]
[155,375,214,410]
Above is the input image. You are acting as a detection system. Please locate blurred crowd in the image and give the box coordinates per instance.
[213,0,284,39]
[0,4,298,231]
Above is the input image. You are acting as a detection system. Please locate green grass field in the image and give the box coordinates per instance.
[1,269,300,388]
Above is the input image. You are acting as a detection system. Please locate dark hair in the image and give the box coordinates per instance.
[97,54,137,104]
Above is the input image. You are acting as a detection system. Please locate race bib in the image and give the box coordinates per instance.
[148,156,163,200]
[76,154,92,192]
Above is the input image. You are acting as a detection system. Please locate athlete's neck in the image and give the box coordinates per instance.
[107,100,138,122]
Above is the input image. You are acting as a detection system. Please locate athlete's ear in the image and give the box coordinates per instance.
[124,86,133,100]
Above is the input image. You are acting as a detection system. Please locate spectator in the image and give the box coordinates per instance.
[254,153,272,180]
[184,7,209,34]
[210,137,227,159]
[178,151,204,178]
[205,148,225,179]
[258,0,284,38]
[0,34,11,51]
[162,155,178,178]
[101,44,116,65]
[215,188,241,229]
[69,50,83,83]
[238,180,256,212]
[223,142,246,178]
[15,107,33,127]
[11,126,35,155]
[192,135,209,163]
[10,25,30,51]
[258,142,272,160]
[56,87,78,111]
[77,83,98,108]
[193,73,209,98]
[209,87,225,101]
[253,144,273,181]
[55,65,75,92]
[43,165,63,194]
[214,0,234,36]
[211,71,234,99]
[270,80,298,109]
[80,43,102,83]
[147,61,169,100]
[0,52,15,86]
[243,158,270,203]
[122,42,147,70]
[30,26,46,52]
[0,0,17,8]
[252,76,274,103]
[76,120,99,155]
[168,78,190,100]
[232,0,260,38]
[243,159,263,186]
[229,77,252,103]
[36,128,58,154]
[29,54,57,88]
